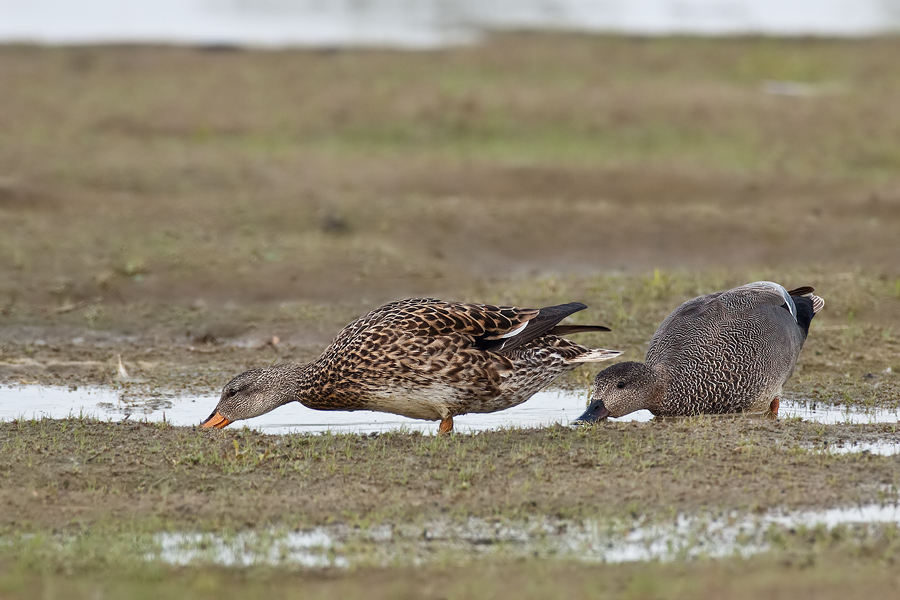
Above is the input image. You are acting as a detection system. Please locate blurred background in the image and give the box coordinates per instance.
[4,1,900,45]
[1,0,899,347]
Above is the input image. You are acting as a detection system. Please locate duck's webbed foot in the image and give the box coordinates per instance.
[438,416,454,435]
[767,397,780,419]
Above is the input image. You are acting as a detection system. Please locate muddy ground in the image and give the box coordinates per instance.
[1,34,900,597]
[3,417,900,530]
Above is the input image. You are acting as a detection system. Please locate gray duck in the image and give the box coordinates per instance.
[576,282,824,422]
[201,298,621,433]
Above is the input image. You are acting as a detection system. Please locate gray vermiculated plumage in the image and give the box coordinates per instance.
[581,282,824,420]
[206,298,620,428]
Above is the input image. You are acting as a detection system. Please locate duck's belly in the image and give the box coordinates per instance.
[363,384,466,421]
[361,382,551,420]
[352,358,576,420]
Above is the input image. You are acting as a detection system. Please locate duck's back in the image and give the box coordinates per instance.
[646,283,808,415]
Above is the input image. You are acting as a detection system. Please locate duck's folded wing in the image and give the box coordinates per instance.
[472,302,606,353]
[737,282,822,319]
[332,298,605,355]
[397,299,540,344]
[398,300,608,354]
[716,282,823,327]
[328,298,534,347]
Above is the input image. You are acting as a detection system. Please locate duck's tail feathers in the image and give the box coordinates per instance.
[568,348,623,363]
[809,294,825,314]
[550,324,611,335]
[788,286,825,314]
[786,286,815,297]
[481,302,599,354]
[788,286,824,335]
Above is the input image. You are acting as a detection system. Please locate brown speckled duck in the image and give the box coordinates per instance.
[576,282,824,423]
[201,298,621,433]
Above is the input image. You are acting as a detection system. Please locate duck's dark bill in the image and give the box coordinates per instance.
[201,410,232,429]
[574,399,610,424]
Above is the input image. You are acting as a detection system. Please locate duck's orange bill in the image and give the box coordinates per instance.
[201,411,232,429]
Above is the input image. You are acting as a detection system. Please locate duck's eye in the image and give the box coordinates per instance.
[616,381,626,389]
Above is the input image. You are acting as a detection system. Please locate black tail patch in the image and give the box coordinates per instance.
[791,295,818,336]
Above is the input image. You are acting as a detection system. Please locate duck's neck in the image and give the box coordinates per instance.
[278,361,345,411]
[644,364,669,413]
[255,362,319,412]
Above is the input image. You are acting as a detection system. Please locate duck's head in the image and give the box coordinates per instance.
[201,365,297,429]
[575,361,660,423]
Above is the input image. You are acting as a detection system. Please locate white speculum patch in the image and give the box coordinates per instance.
[500,321,529,339]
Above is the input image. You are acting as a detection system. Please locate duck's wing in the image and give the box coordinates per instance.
[329,298,603,355]
[738,281,802,318]
[475,302,610,354]
[732,282,823,323]
[647,283,777,361]
[648,282,820,362]
[669,282,805,323]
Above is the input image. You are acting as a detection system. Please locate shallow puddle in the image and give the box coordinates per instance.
[2,385,898,435]
[156,529,347,568]
[0,384,651,435]
[813,440,900,456]
[148,502,900,568]
[780,400,900,424]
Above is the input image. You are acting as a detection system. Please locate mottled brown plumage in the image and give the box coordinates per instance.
[201,298,621,432]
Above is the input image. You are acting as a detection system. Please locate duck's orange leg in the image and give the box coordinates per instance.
[439,416,454,435]
[767,397,780,419]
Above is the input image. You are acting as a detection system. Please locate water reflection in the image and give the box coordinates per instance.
[0,384,651,435]
[780,400,900,424]
[150,501,900,567]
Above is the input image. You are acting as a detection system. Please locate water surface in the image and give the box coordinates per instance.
[0,384,651,435]
[4,385,898,435]
[150,501,900,567]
